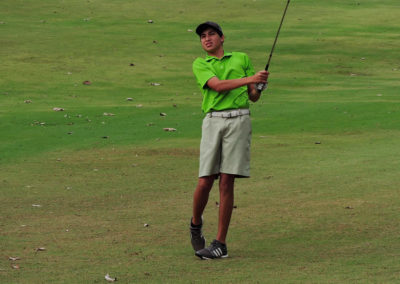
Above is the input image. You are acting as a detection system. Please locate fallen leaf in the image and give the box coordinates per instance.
[144,223,149,227]
[32,204,42,207]
[11,264,20,269]
[35,247,46,252]
[153,40,158,44]
[9,257,21,261]
[136,104,143,108]
[187,29,193,32]
[103,112,115,116]
[345,206,353,210]
[102,136,109,139]
[160,112,167,116]
[83,80,91,85]
[315,141,321,144]
[163,128,176,132]
[129,63,135,66]
[24,100,32,104]
[150,82,161,86]
[126,98,133,101]
[105,273,117,282]
[148,20,154,23]
[53,107,64,111]
[31,121,45,126]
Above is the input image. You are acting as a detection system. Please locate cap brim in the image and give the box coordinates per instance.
[196,23,223,36]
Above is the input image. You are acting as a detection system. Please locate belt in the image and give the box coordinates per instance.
[206,109,250,118]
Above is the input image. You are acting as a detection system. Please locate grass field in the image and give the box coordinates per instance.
[1,0,400,283]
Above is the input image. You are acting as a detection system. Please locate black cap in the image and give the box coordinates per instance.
[196,21,223,37]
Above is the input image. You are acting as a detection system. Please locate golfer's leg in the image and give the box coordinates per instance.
[216,173,235,244]
[192,175,215,225]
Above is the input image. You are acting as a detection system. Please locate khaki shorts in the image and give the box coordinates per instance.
[199,111,252,178]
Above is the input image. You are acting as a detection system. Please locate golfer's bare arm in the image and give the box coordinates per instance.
[206,70,269,102]
[207,76,253,93]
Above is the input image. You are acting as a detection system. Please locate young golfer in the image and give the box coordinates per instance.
[190,21,269,259]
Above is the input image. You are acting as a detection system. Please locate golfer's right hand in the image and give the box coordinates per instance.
[253,70,269,84]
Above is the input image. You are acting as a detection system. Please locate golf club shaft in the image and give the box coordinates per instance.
[257,0,291,91]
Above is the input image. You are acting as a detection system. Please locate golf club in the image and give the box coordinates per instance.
[257,0,291,91]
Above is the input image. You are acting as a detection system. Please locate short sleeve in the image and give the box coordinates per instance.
[243,53,256,77]
[192,58,216,89]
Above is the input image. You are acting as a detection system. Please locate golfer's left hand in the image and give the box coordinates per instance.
[254,70,269,84]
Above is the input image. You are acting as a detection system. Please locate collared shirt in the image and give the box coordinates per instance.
[192,52,255,113]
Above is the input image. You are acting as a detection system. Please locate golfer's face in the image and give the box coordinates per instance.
[200,28,224,54]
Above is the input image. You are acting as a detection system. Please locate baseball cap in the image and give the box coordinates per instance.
[196,21,223,37]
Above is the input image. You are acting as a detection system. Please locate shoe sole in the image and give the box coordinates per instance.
[195,254,229,260]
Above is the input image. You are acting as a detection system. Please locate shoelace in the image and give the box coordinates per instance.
[209,240,221,250]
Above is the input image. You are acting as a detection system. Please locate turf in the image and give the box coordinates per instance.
[1,0,400,283]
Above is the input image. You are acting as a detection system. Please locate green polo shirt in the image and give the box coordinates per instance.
[192,52,255,113]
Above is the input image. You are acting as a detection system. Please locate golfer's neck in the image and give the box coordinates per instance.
[208,48,224,59]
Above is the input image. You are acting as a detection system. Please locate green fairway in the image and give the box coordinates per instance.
[1,0,400,283]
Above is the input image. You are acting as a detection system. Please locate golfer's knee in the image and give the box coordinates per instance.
[219,174,234,195]
[197,175,215,191]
